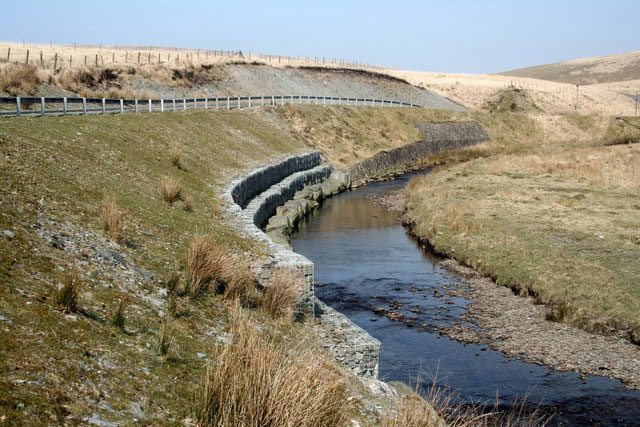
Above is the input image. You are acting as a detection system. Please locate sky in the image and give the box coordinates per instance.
[2,0,639,74]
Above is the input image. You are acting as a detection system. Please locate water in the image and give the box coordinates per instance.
[290,171,640,425]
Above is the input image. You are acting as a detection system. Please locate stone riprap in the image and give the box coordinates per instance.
[349,121,489,184]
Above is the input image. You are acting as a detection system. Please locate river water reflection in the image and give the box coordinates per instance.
[290,171,640,425]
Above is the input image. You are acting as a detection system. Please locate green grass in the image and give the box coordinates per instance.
[405,140,640,342]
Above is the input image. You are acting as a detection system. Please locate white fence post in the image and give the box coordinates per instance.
[40,97,45,116]
[135,99,138,113]
[63,97,67,115]
[271,96,274,106]
[205,98,208,109]
[15,97,21,116]
[102,98,106,114]
[148,99,152,112]
[120,99,124,113]
[237,96,240,109]
[82,98,87,114]
[248,96,252,108]
[261,96,264,107]
[194,98,197,109]
[161,99,164,112]
[227,97,230,110]
[172,99,176,111]
[183,99,186,111]
[215,97,219,109]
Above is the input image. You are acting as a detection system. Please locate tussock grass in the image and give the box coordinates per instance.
[182,195,193,212]
[382,377,548,426]
[99,196,127,244]
[260,268,303,321]
[158,319,174,357]
[169,145,182,168]
[111,297,127,330]
[222,257,259,306]
[0,64,40,96]
[160,176,182,205]
[185,235,230,298]
[192,306,347,426]
[54,263,82,313]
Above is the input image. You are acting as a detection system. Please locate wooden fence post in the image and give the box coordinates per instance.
[112,52,115,63]
[137,52,141,64]
[40,51,43,67]
[25,50,29,65]
[53,53,58,73]
[7,47,10,61]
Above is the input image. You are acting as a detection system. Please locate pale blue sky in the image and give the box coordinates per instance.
[3,0,638,74]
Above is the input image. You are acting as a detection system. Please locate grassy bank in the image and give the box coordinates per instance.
[0,106,482,425]
[405,116,640,343]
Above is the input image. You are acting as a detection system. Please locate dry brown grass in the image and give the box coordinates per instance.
[54,263,82,313]
[382,378,547,427]
[158,319,174,357]
[160,176,182,205]
[111,296,127,330]
[192,306,347,426]
[222,257,259,306]
[0,64,39,96]
[169,144,182,168]
[260,268,303,321]
[486,144,640,190]
[99,196,127,244]
[182,195,193,212]
[185,235,230,298]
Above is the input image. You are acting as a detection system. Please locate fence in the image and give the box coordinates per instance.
[0,43,385,74]
[0,95,420,118]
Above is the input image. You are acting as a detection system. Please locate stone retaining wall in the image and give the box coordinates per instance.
[223,151,381,378]
[349,121,489,183]
[224,152,330,315]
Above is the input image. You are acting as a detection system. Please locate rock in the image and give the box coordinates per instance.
[265,215,290,233]
[85,413,118,427]
[128,402,145,419]
[2,230,15,240]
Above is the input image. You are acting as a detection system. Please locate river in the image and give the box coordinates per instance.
[290,170,640,425]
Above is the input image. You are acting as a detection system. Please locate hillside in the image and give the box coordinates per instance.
[497,50,640,85]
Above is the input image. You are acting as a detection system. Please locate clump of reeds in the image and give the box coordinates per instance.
[54,263,82,313]
[161,176,182,205]
[260,268,303,321]
[192,305,347,426]
[99,196,127,244]
[222,257,259,307]
[169,145,183,168]
[158,319,174,357]
[183,195,193,212]
[185,235,229,298]
[111,296,127,330]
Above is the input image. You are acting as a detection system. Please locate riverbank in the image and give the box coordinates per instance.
[368,114,640,386]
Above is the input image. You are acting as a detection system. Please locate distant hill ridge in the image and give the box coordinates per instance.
[497,50,640,85]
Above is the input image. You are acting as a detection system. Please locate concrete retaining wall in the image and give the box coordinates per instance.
[349,121,489,183]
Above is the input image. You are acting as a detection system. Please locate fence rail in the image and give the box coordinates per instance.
[0,95,420,118]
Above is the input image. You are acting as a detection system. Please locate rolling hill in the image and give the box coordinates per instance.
[497,50,640,85]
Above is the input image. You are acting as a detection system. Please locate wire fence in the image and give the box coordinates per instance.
[0,42,385,74]
[0,95,420,118]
